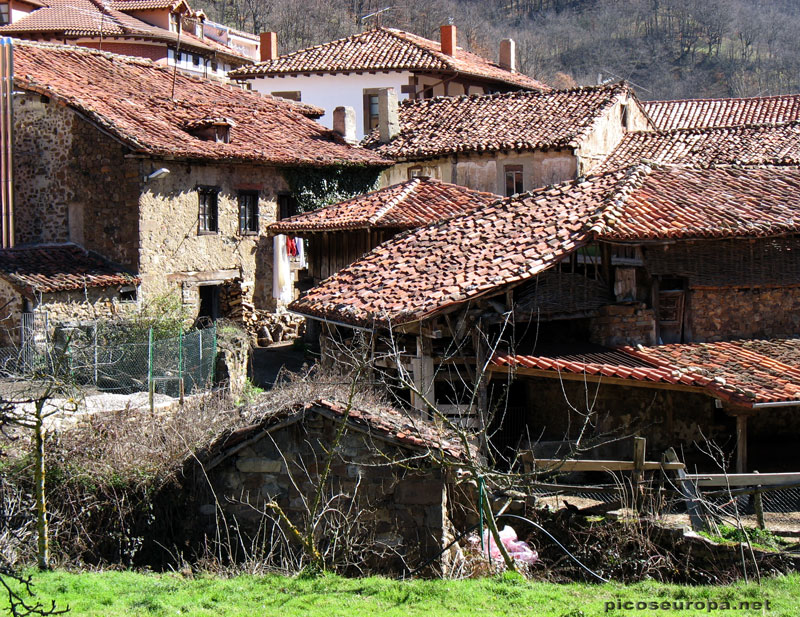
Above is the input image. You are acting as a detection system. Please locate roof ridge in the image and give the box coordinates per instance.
[646,93,800,105]
[367,177,421,224]
[585,163,653,236]
[399,81,627,109]
[382,27,451,71]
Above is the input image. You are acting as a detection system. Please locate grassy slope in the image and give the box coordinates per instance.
[4,571,799,617]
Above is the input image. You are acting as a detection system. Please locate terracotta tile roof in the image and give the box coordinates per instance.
[363,83,633,161]
[493,338,800,408]
[0,244,139,294]
[204,398,470,462]
[0,0,251,63]
[598,123,800,171]
[108,0,187,11]
[10,40,388,168]
[269,177,499,234]
[290,165,800,326]
[644,95,800,130]
[229,27,548,91]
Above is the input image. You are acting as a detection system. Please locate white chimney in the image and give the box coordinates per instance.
[499,38,516,72]
[378,88,400,143]
[333,106,357,144]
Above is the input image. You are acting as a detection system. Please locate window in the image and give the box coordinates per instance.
[277,193,299,220]
[271,91,301,102]
[192,54,201,67]
[407,166,424,179]
[198,186,219,233]
[504,164,524,197]
[119,285,138,303]
[169,12,180,33]
[0,4,9,26]
[363,89,380,133]
[238,190,259,234]
[620,103,629,130]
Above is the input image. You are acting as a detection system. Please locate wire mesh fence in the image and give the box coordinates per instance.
[0,323,217,397]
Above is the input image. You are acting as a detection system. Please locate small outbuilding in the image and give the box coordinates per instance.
[190,398,472,574]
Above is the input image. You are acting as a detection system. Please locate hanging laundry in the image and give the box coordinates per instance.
[286,236,298,257]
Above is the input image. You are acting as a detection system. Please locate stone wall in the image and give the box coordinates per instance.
[689,287,800,342]
[13,93,74,245]
[201,413,450,573]
[0,279,23,346]
[506,376,728,468]
[589,303,657,347]
[138,161,287,312]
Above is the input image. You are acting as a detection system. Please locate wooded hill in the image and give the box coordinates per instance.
[199,0,800,100]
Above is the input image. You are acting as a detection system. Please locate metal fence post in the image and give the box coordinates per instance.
[178,327,184,405]
[148,326,154,414]
[211,323,217,384]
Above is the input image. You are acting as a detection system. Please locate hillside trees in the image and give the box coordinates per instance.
[201,0,800,99]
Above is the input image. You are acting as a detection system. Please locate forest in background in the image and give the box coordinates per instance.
[197,0,800,100]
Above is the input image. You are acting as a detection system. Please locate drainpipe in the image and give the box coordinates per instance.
[0,37,14,248]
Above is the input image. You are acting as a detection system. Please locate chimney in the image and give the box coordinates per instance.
[333,106,356,144]
[378,88,400,143]
[499,38,516,72]
[260,31,277,62]
[440,24,456,56]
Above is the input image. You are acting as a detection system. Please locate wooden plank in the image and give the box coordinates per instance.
[632,437,646,510]
[529,458,685,472]
[684,472,800,487]
[736,414,748,473]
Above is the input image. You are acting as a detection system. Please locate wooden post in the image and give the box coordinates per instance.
[632,437,646,511]
[735,414,748,473]
[753,470,766,531]
[411,335,434,416]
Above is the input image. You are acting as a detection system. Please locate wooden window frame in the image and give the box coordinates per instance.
[238,190,259,235]
[198,185,220,234]
[362,88,381,135]
[277,193,299,221]
[504,164,524,197]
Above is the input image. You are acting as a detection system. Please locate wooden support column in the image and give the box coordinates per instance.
[411,334,434,415]
[632,436,646,511]
[736,413,748,474]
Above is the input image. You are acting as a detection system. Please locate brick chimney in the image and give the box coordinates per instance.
[378,88,400,143]
[499,38,516,72]
[260,32,277,62]
[440,24,456,56]
[333,106,356,144]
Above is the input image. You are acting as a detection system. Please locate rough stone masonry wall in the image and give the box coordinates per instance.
[13,93,74,245]
[589,303,657,347]
[689,287,800,342]
[514,376,726,468]
[203,414,449,573]
[0,278,23,346]
[13,93,142,269]
[138,161,286,313]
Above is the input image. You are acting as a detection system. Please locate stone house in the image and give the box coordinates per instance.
[191,398,470,574]
[230,25,549,140]
[0,0,255,79]
[363,82,652,195]
[0,243,139,346]
[5,40,387,331]
[288,164,800,472]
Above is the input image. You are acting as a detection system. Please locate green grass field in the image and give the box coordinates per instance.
[4,570,798,617]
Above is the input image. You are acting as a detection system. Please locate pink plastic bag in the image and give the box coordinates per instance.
[482,525,538,565]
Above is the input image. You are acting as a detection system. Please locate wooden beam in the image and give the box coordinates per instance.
[736,413,748,473]
[491,365,709,395]
[683,472,800,487]
[526,458,685,472]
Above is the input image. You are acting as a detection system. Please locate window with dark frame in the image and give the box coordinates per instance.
[0,4,9,26]
[198,186,219,233]
[362,89,380,133]
[238,190,259,234]
[504,164,524,197]
[277,193,299,221]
